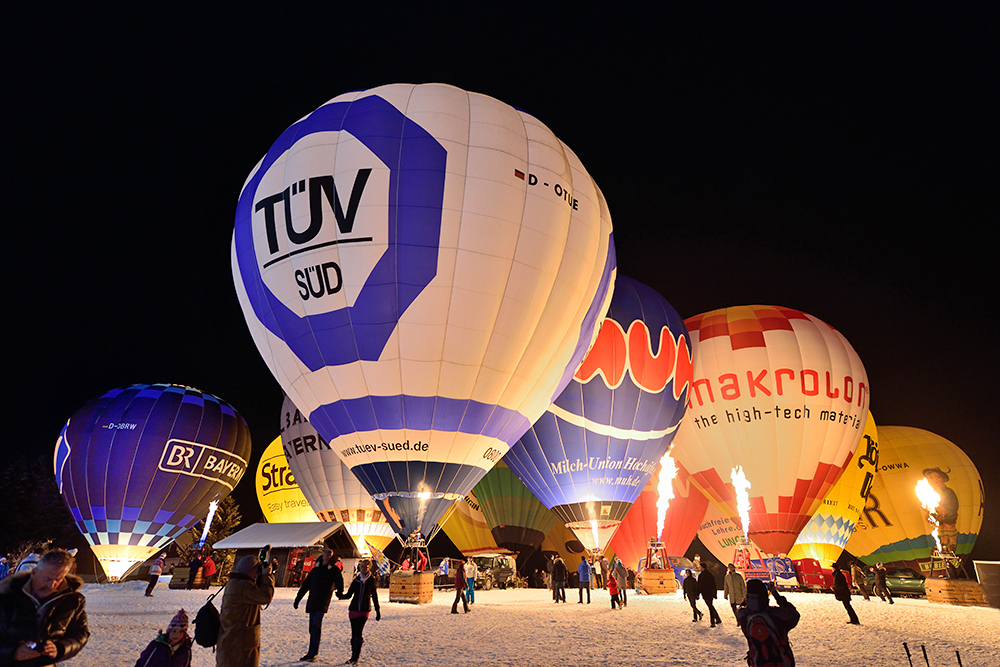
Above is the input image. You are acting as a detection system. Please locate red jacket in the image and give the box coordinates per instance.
[454,565,467,590]
[608,576,619,595]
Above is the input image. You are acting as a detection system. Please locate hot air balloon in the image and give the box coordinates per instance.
[54,384,251,580]
[608,460,710,570]
[671,305,870,555]
[472,459,560,567]
[255,436,321,523]
[232,83,615,538]
[437,490,499,556]
[845,426,984,572]
[278,395,394,555]
[506,275,692,552]
[788,412,879,567]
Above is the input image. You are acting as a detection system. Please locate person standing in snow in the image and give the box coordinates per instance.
[133,608,192,667]
[698,561,722,627]
[594,556,604,588]
[833,564,860,625]
[464,559,478,604]
[682,569,702,621]
[451,560,470,614]
[551,556,567,603]
[293,549,344,662]
[613,559,629,607]
[723,563,747,619]
[873,563,894,604]
[608,570,622,610]
[577,556,591,604]
[145,553,166,597]
[337,559,380,665]
[850,561,871,601]
[215,555,274,667]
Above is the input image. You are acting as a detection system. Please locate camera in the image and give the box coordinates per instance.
[258,544,271,564]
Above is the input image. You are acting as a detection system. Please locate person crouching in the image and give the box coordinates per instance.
[133,609,192,667]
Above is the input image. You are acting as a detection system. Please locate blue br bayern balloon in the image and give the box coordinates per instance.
[232,84,616,537]
[506,276,692,551]
[55,384,251,580]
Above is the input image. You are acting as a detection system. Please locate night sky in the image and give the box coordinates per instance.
[7,7,996,560]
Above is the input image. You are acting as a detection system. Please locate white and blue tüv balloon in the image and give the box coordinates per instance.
[233,83,615,538]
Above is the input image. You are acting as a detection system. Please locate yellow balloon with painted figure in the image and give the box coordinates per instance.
[788,412,879,567]
[437,490,499,556]
[256,437,321,523]
[845,426,984,573]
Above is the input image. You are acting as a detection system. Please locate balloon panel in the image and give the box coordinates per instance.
[507,276,691,549]
[473,460,559,564]
[233,83,615,536]
[671,305,869,555]
[55,384,250,579]
[788,412,879,567]
[255,437,320,523]
[696,501,763,565]
[438,490,499,556]
[279,395,394,546]
[845,426,984,572]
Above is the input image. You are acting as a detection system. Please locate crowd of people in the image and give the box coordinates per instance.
[0,544,906,667]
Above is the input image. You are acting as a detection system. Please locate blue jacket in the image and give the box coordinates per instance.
[577,561,591,583]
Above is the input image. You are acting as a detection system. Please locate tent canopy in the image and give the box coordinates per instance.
[213,522,347,549]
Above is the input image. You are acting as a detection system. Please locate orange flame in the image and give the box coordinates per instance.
[915,478,942,551]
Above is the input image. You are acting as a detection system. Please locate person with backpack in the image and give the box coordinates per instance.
[215,555,274,667]
[737,579,800,667]
[698,561,722,627]
[832,564,860,625]
[133,608,192,667]
[682,569,702,621]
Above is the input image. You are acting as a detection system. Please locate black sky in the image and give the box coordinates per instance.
[6,6,996,559]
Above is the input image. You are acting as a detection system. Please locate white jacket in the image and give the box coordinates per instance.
[465,561,479,579]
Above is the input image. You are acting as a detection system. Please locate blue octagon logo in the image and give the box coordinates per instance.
[234,95,447,371]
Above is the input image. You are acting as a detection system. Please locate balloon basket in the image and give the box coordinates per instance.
[389,570,434,604]
[638,568,677,594]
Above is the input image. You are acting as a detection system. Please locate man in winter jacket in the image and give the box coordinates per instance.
[833,565,860,625]
[0,549,90,665]
[551,557,568,603]
[577,557,591,604]
[736,579,799,666]
[698,562,722,627]
[723,563,747,619]
[850,561,871,601]
[215,556,275,667]
[682,569,702,621]
[873,563,894,604]
[293,550,344,662]
[145,554,166,598]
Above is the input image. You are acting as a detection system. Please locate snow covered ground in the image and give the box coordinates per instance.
[77,581,998,666]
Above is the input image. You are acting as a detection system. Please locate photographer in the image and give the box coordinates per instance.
[215,548,274,667]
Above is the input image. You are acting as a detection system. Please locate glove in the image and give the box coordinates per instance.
[293,600,299,610]
[375,610,381,621]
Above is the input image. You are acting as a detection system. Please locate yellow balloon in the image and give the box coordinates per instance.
[788,412,879,567]
[438,490,498,555]
[845,426,984,573]
[255,437,321,523]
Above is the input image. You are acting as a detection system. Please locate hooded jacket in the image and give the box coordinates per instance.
[215,569,275,667]
[0,571,90,665]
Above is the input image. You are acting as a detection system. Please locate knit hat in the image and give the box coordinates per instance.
[169,609,189,629]
[234,555,260,576]
[746,578,768,597]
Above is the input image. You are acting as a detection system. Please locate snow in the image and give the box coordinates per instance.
[77,581,999,666]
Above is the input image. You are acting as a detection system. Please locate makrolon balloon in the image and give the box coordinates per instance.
[506,275,692,551]
[608,460,710,570]
[845,426,984,572]
[255,436,321,523]
[787,411,879,567]
[233,83,615,538]
[671,305,870,555]
[54,384,251,580]
[279,395,394,554]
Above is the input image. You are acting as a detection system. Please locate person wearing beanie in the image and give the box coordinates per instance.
[216,556,274,667]
[133,609,192,667]
[833,564,860,625]
[336,559,381,665]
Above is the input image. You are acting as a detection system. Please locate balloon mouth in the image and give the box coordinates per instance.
[373,491,464,502]
[565,519,622,553]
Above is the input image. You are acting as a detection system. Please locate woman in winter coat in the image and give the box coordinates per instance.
[336,559,380,665]
[451,561,469,613]
[134,609,192,667]
[215,556,275,667]
[612,559,628,607]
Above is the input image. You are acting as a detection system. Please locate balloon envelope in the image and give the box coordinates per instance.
[788,411,879,567]
[507,275,692,551]
[233,83,615,537]
[845,426,984,572]
[255,436,321,523]
[54,384,251,580]
[438,490,499,556]
[671,305,870,555]
[278,395,394,554]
